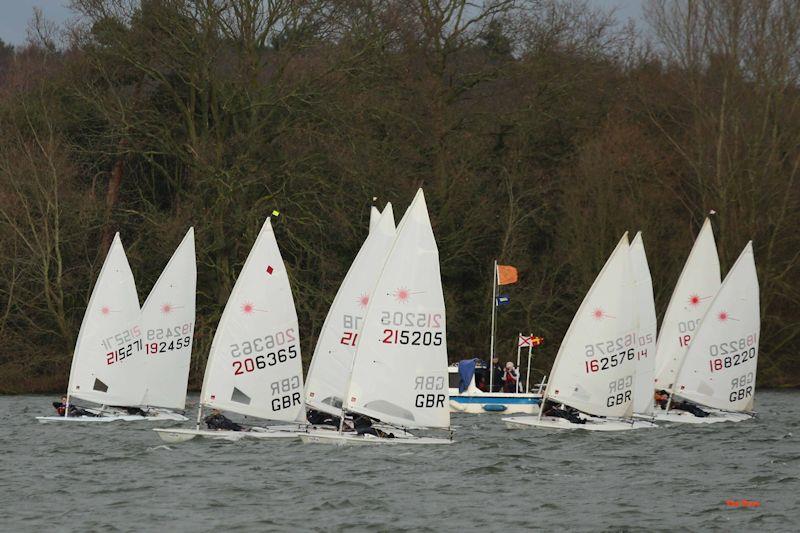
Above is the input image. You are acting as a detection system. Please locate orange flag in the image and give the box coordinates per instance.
[496,264,518,286]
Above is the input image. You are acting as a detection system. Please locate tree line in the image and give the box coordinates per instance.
[1,0,798,393]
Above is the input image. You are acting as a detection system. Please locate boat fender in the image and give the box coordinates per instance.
[483,404,507,412]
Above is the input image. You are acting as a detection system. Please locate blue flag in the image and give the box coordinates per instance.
[496,294,510,306]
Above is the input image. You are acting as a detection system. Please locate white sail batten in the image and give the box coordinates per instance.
[200,218,304,422]
[344,190,450,429]
[305,204,396,416]
[673,242,759,412]
[630,232,657,415]
[139,228,196,410]
[67,233,143,406]
[546,234,637,418]
[654,218,721,391]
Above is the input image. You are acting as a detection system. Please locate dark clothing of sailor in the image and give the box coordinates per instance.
[307,409,340,428]
[671,400,709,418]
[204,412,244,431]
[543,402,586,424]
[352,415,395,438]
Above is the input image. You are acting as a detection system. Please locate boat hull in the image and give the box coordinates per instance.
[449,393,542,414]
[503,415,656,432]
[299,429,452,445]
[153,427,300,443]
[37,408,187,424]
[641,410,753,424]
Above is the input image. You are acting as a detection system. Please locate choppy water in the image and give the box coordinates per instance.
[2,392,799,532]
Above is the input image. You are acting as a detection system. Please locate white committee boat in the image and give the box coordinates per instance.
[154,217,306,442]
[504,234,656,431]
[301,190,453,445]
[38,232,192,423]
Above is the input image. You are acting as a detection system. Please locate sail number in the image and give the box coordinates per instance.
[709,347,756,372]
[381,312,442,328]
[708,334,757,357]
[230,328,296,357]
[382,330,443,346]
[584,333,635,357]
[101,326,141,351]
[145,336,191,355]
[584,348,635,373]
[232,346,298,375]
[106,339,143,365]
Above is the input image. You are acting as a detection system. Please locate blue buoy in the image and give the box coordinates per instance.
[483,404,507,412]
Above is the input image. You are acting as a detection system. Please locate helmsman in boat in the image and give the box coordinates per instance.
[52,396,97,418]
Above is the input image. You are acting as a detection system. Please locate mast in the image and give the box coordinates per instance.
[525,333,533,393]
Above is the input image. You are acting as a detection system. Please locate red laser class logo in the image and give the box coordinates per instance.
[394,288,411,303]
[688,293,712,307]
[100,305,111,316]
[718,310,738,322]
[591,308,615,320]
[357,293,370,308]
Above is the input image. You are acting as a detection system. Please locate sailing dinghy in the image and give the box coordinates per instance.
[301,189,452,445]
[652,219,720,400]
[630,232,657,418]
[503,234,656,431]
[654,242,759,423]
[154,218,306,442]
[304,204,396,418]
[648,219,747,423]
[37,233,187,423]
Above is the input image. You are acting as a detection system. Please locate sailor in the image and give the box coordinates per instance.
[491,357,504,392]
[204,409,246,431]
[654,390,669,409]
[502,361,520,393]
[111,405,149,417]
[543,401,586,424]
[52,396,96,417]
[306,408,341,428]
[670,398,709,418]
[352,414,395,438]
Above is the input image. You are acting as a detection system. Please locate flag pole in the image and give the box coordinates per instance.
[515,333,522,393]
[525,332,533,393]
[489,260,498,394]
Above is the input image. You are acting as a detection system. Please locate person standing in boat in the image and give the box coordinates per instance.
[490,357,504,392]
[204,409,246,431]
[502,362,520,393]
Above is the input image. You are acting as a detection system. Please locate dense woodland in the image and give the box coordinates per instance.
[1,0,798,393]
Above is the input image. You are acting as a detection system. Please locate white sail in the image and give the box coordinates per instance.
[546,234,637,418]
[67,233,143,406]
[630,232,657,415]
[305,205,396,415]
[344,189,449,429]
[673,242,759,411]
[654,218,721,391]
[369,205,381,233]
[139,228,196,409]
[200,218,304,422]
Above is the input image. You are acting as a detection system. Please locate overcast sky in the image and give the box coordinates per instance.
[0,0,645,46]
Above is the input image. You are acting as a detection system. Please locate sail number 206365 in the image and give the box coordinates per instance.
[230,328,298,375]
